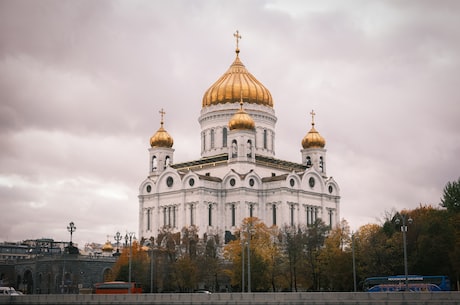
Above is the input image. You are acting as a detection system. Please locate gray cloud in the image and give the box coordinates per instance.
[0,0,459,246]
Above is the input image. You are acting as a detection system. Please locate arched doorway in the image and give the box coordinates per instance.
[23,270,33,294]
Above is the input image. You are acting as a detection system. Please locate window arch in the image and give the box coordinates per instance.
[223,127,228,147]
[152,156,158,171]
[232,140,238,158]
[263,129,268,149]
[210,129,215,149]
[306,156,312,168]
[208,204,213,226]
[202,132,206,151]
[164,156,170,169]
[247,140,252,157]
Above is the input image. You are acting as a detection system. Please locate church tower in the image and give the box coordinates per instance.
[301,110,327,176]
[148,109,174,178]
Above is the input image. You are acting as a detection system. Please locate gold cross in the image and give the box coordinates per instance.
[159,108,165,126]
[233,30,242,53]
[310,110,316,126]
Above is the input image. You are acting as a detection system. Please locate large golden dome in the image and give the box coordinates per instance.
[202,51,273,108]
[150,109,174,148]
[229,102,256,130]
[302,111,326,149]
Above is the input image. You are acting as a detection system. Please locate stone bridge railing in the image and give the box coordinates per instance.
[1,291,459,305]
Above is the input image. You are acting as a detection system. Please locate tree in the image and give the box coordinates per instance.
[440,177,460,213]
[320,220,353,291]
[282,225,304,291]
[303,220,329,291]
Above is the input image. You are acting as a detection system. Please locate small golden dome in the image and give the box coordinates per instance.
[229,102,256,130]
[302,110,326,149]
[202,34,273,108]
[150,109,174,148]
[102,240,113,252]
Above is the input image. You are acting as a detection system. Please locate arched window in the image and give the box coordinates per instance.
[272,204,277,226]
[152,156,157,171]
[247,140,252,157]
[202,132,206,152]
[306,156,312,168]
[263,129,268,149]
[164,156,170,169]
[231,204,236,226]
[208,204,212,226]
[290,204,295,226]
[146,209,151,231]
[190,204,194,226]
[223,127,228,147]
[210,129,215,149]
[173,206,176,228]
[329,209,333,228]
[249,204,254,217]
[319,156,324,172]
[232,140,238,158]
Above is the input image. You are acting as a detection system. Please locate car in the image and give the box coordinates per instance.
[194,289,212,294]
[0,287,21,295]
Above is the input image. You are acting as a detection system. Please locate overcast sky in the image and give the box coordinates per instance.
[1,0,459,247]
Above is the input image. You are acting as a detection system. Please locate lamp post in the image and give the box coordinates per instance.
[113,232,122,256]
[67,221,76,245]
[352,232,357,292]
[246,223,254,293]
[247,236,251,293]
[125,232,135,294]
[241,240,245,292]
[144,240,155,293]
[395,214,413,291]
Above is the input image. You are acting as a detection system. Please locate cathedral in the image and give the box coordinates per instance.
[138,33,340,243]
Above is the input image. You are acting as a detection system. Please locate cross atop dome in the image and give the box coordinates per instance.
[310,109,316,126]
[233,30,242,55]
[159,108,166,127]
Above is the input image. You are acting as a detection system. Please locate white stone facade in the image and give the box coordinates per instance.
[138,54,340,243]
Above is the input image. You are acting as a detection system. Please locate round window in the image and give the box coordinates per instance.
[230,178,236,186]
[166,176,174,187]
[189,178,195,187]
[290,179,295,187]
[249,178,255,187]
[146,185,152,193]
[328,185,333,194]
[309,177,315,188]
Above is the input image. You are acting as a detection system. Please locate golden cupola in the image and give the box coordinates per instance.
[229,101,256,131]
[150,109,174,148]
[102,240,113,252]
[202,31,273,108]
[302,110,326,149]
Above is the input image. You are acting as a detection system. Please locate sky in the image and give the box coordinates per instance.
[0,0,459,248]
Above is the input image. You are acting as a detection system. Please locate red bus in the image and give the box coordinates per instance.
[94,281,142,294]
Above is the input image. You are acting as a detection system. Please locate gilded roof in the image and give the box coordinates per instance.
[202,54,273,108]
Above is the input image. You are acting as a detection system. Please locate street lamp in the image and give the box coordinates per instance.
[395,214,413,291]
[352,232,357,292]
[113,232,122,256]
[246,223,254,293]
[241,240,245,292]
[67,222,76,245]
[144,240,155,293]
[125,232,136,294]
